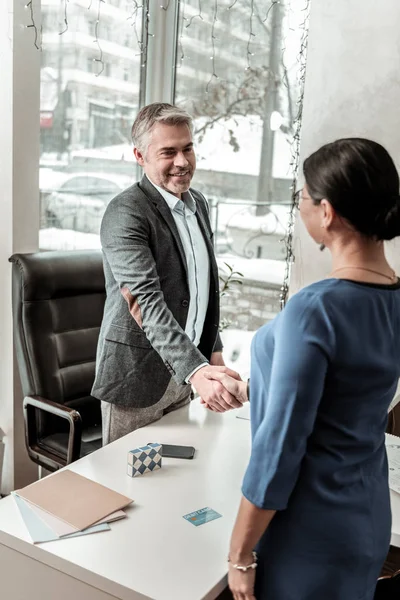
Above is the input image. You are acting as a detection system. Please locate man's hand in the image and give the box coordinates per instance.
[203,370,248,405]
[190,365,243,412]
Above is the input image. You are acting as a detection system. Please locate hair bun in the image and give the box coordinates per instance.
[375,196,400,241]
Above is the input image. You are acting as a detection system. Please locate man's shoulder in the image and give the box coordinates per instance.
[105,181,151,214]
[110,181,143,204]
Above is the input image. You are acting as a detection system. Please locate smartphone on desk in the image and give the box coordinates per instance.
[148,443,195,460]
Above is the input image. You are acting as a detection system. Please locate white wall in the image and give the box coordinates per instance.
[0,0,40,493]
[290,0,400,294]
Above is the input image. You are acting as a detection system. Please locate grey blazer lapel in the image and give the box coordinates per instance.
[138,175,188,276]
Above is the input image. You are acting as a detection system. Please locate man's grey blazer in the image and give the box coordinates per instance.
[91,175,222,408]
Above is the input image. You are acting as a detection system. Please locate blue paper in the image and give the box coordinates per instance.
[183,507,222,527]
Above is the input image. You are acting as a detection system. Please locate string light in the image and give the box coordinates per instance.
[280,0,310,309]
[59,0,69,35]
[25,0,41,50]
[93,0,105,76]
[141,3,155,68]
[263,0,280,23]
[25,0,309,307]
[126,2,153,70]
[178,0,310,309]
[127,1,145,65]
[186,0,203,28]
[245,0,256,71]
[205,0,219,93]
[175,0,187,69]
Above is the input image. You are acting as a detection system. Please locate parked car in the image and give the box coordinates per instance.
[40,170,133,234]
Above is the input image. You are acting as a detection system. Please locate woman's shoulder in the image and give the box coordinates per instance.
[280,279,346,339]
[285,279,342,312]
[264,280,338,355]
[283,277,397,328]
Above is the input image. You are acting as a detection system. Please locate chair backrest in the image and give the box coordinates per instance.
[9,250,105,432]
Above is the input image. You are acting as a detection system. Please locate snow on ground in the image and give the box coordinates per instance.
[39,228,102,250]
[215,202,290,236]
[217,256,285,286]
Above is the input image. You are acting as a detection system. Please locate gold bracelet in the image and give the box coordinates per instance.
[228,551,257,572]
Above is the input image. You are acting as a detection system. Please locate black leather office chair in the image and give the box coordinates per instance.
[374,570,400,599]
[9,250,105,471]
[387,402,400,437]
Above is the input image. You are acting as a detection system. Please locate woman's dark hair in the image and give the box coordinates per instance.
[303,138,400,241]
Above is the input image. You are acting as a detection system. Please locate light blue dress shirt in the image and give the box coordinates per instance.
[149,180,211,350]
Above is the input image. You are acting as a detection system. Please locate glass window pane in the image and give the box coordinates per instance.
[39,0,143,250]
[174,0,307,372]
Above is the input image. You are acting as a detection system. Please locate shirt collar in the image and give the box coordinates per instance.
[148,178,196,215]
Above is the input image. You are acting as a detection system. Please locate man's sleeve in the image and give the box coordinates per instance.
[101,195,208,384]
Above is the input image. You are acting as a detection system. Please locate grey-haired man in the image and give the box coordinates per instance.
[92,103,243,444]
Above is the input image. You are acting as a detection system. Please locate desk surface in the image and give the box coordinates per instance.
[386,433,400,547]
[0,403,399,600]
[0,401,251,600]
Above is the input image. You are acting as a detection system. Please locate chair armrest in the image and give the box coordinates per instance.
[388,402,400,437]
[23,395,82,470]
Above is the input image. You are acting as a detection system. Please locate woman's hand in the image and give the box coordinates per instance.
[228,562,256,600]
[203,370,248,405]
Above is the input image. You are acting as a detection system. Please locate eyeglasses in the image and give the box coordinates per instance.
[293,189,314,209]
[293,189,302,209]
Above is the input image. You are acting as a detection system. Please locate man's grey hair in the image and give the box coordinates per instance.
[131,103,194,155]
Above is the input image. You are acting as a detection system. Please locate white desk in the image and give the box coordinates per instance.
[391,492,400,547]
[0,403,399,600]
[386,433,400,547]
[0,401,251,600]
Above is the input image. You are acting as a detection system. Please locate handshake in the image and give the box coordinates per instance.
[189,364,248,413]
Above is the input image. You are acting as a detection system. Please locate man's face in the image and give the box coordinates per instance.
[134,122,196,198]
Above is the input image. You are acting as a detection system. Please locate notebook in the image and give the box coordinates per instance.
[16,469,133,530]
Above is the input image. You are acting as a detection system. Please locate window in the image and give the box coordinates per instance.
[39,0,143,250]
[175,0,307,336]
[40,173,130,239]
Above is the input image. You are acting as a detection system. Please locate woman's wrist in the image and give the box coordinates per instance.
[228,549,255,564]
[228,551,257,571]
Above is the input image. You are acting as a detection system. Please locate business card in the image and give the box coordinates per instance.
[183,507,222,527]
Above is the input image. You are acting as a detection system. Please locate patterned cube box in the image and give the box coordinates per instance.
[127,443,162,477]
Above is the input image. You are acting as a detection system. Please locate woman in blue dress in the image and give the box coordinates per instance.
[206,138,400,600]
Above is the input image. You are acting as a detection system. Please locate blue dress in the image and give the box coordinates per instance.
[242,278,400,600]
